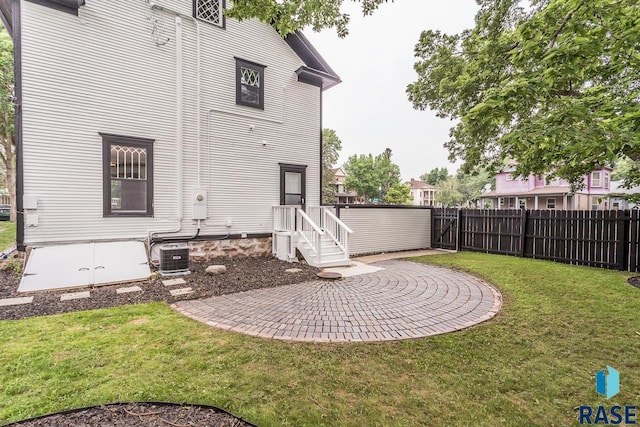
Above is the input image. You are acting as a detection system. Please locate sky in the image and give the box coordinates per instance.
[304,0,480,182]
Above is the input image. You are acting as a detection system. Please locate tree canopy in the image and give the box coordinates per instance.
[225,0,389,37]
[420,167,449,185]
[384,183,412,205]
[0,26,14,219]
[407,0,640,193]
[321,128,342,204]
[343,148,403,203]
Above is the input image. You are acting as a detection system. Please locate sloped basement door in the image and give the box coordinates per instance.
[19,241,151,292]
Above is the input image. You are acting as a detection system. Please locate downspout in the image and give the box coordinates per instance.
[13,0,24,251]
[148,15,184,243]
[148,6,205,246]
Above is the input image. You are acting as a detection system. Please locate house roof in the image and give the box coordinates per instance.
[286,31,341,90]
[2,2,342,91]
[405,179,436,190]
[482,186,573,198]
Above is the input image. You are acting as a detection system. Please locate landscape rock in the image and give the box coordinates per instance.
[206,265,227,275]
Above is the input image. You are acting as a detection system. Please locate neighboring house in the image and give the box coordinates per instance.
[406,178,439,207]
[608,181,639,210]
[480,166,613,210]
[332,167,357,204]
[2,0,351,281]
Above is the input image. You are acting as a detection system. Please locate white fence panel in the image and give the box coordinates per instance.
[336,206,431,255]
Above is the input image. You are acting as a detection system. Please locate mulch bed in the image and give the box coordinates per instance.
[0,256,319,320]
[628,276,640,289]
[5,402,256,426]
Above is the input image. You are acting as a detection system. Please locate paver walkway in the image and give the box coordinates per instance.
[172,260,501,342]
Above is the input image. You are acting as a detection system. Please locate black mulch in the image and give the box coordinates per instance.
[628,276,640,289]
[0,256,319,320]
[5,402,255,427]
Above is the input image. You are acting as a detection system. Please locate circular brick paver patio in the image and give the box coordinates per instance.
[171,260,502,342]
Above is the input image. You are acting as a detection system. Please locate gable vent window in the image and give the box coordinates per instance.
[195,0,225,27]
[236,58,265,109]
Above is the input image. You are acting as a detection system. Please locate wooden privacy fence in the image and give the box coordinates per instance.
[432,208,640,272]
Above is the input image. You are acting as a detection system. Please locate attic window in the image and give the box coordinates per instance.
[235,58,265,109]
[195,0,224,27]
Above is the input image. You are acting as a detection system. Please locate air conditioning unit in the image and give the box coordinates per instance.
[159,243,190,276]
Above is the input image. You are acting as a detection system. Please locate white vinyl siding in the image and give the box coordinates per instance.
[338,208,431,255]
[21,0,321,245]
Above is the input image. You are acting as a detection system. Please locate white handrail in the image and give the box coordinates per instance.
[321,208,353,255]
[325,209,353,234]
[297,209,324,265]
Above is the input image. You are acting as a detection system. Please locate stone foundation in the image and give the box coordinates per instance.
[187,237,273,261]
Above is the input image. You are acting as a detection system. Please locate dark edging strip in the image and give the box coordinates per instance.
[2,401,259,427]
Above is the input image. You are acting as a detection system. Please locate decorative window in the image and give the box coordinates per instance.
[505,173,514,181]
[235,58,265,109]
[101,134,154,217]
[194,0,225,27]
[547,198,556,209]
[592,171,601,187]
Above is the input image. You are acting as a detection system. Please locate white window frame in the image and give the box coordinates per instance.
[591,171,601,187]
[604,172,610,189]
[591,197,600,211]
[519,198,527,209]
[546,198,556,209]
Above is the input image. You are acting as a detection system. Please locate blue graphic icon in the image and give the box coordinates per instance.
[596,366,620,399]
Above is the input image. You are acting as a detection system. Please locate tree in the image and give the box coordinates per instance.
[0,27,13,220]
[420,167,448,185]
[435,177,463,208]
[321,128,342,205]
[456,169,494,207]
[343,148,403,203]
[407,0,640,194]
[384,183,412,205]
[375,148,401,201]
[344,154,378,202]
[225,0,389,38]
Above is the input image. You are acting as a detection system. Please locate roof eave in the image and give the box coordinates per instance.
[285,30,341,91]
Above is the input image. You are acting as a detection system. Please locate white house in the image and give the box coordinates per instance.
[406,178,438,207]
[2,0,352,290]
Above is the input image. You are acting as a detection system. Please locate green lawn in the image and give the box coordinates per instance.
[1,253,639,426]
[0,221,15,251]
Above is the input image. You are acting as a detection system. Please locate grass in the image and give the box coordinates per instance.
[1,253,640,426]
[0,221,15,251]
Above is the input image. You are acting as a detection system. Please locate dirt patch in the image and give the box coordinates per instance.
[628,276,640,289]
[5,402,255,426]
[0,257,318,320]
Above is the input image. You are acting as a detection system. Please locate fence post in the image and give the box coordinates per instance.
[456,209,462,252]
[618,210,629,271]
[520,209,528,257]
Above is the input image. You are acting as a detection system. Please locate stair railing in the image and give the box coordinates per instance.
[297,208,324,266]
[321,208,353,255]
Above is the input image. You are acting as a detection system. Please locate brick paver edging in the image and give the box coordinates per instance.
[172,260,502,343]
